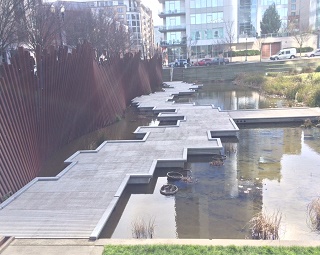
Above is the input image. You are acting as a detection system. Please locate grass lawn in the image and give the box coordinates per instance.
[103,245,320,255]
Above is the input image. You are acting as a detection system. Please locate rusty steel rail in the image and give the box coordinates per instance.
[0,42,162,201]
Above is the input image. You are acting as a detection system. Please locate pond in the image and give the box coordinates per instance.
[40,81,320,240]
[175,82,289,110]
[41,82,278,177]
[100,124,320,240]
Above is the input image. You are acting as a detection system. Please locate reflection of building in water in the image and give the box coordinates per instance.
[237,127,302,182]
[283,128,302,154]
[195,89,260,110]
[233,91,260,110]
[174,155,262,239]
[302,128,320,154]
[174,127,303,239]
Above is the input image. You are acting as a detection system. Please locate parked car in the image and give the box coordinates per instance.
[270,48,296,60]
[211,58,229,65]
[305,49,320,57]
[175,59,188,67]
[195,58,212,66]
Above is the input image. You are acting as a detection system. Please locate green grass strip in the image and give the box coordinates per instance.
[103,245,320,255]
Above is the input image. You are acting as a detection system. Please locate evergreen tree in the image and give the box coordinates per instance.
[260,3,281,34]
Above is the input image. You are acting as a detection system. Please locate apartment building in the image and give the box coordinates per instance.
[158,0,318,62]
[85,0,154,54]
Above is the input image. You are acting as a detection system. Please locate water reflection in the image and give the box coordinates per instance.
[40,82,288,177]
[39,106,158,177]
[174,82,289,110]
[105,125,320,240]
[38,81,320,240]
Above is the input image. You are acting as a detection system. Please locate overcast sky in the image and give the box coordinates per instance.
[140,0,162,26]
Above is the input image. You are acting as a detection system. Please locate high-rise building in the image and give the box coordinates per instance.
[158,0,318,62]
[84,0,154,54]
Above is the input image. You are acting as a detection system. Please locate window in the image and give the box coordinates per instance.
[291,4,296,10]
[191,0,223,8]
[190,12,223,24]
[196,31,200,40]
[117,8,123,12]
[165,1,181,12]
[191,14,196,24]
[166,16,181,26]
[191,28,223,40]
[261,0,288,5]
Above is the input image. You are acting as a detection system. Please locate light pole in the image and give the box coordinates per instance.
[59,5,65,46]
[245,33,248,62]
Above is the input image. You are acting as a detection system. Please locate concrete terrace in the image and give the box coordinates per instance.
[0,81,236,240]
[0,81,320,240]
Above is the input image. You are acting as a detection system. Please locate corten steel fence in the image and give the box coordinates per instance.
[0,42,162,201]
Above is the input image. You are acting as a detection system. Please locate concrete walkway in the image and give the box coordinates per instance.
[1,81,320,254]
[0,82,236,240]
[2,238,320,255]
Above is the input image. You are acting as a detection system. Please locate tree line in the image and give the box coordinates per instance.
[0,0,134,62]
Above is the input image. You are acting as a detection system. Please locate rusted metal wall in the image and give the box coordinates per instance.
[0,42,162,201]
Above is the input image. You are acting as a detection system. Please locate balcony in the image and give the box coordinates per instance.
[159,25,186,32]
[160,39,187,47]
[158,9,186,18]
[158,0,172,3]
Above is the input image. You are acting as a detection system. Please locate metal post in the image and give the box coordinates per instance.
[245,34,248,62]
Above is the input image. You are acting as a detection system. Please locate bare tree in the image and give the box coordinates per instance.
[187,36,198,62]
[88,9,130,59]
[288,22,312,58]
[64,8,94,47]
[0,0,26,62]
[22,2,65,52]
[224,20,235,62]
[212,39,226,64]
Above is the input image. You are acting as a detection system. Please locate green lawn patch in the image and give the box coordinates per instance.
[103,245,320,255]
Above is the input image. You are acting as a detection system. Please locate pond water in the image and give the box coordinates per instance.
[175,82,290,110]
[101,124,320,240]
[41,82,277,176]
[40,81,320,240]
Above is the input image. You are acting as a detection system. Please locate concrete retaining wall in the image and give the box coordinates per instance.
[163,58,320,83]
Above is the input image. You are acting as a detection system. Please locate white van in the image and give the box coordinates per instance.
[270,48,296,60]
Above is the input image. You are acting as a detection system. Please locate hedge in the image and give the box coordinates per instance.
[296,47,314,53]
[225,50,260,57]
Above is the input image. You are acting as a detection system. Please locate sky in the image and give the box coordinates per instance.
[140,0,162,26]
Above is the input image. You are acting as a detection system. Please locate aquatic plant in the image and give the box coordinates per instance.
[301,118,313,128]
[131,217,155,239]
[307,198,320,231]
[248,210,282,240]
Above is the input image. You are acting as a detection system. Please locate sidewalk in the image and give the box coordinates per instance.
[2,238,320,255]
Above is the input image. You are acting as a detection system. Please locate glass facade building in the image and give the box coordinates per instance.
[158,0,316,62]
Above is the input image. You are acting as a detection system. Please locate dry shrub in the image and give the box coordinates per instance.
[131,217,155,239]
[248,210,282,240]
[307,198,320,231]
[301,118,313,128]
